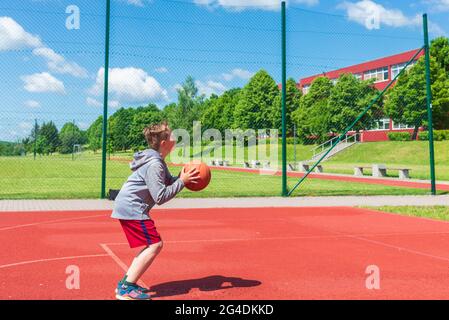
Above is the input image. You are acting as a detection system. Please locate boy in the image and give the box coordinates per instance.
[111,121,199,300]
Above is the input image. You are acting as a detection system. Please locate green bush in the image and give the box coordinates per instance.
[434,131,444,141]
[418,131,429,141]
[388,132,411,141]
[418,130,449,141]
[277,137,301,145]
[437,130,449,140]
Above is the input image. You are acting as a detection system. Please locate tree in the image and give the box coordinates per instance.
[174,76,204,132]
[327,73,381,134]
[39,121,59,154]
[292,77,333,143]
[162,103,178,128]
[26,121,40,154]
[21,137,30,155]
[87,116,103,153]
[35,135,48,156]
[233,70,280,130]
[108,107,136,151]
[128,104,163,150]
[430,37,449,73]
[201,88,241,134]
[385,56,449,137]
[273,78,301,135]
[59,122,83,154]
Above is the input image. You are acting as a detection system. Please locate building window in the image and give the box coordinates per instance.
[354,73,362,80]
[391,61,416,79]
[392,121,413,129]
[373,118,390,130]
[302,85,310,94]
[364,67,389,83]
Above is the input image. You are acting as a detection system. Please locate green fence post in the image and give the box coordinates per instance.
[33,118,37,160]
[281,1,288,197]
[423,13,437,195]
[72,119,75,161]
[293,124,297,164]
[101,0,111,199]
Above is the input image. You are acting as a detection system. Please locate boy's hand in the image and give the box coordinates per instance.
[180,167,200,185]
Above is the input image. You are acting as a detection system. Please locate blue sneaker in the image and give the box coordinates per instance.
[116,280,150,294]
[116,282,151,300]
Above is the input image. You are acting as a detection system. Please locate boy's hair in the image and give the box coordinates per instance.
[143,121,171,150]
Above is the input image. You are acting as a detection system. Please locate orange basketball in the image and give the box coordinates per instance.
[183,161,211,192]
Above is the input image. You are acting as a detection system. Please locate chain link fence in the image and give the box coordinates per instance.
[0,0,446,199]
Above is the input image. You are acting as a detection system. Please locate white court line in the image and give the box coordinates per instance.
[343,233,449,264]
[0,214,106,231]
[99,243,148,289]
[0,254,109,269]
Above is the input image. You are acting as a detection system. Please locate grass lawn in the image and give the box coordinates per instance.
[363,206,449,222]
[0,152,445,199]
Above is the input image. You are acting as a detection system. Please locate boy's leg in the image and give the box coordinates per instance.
[125,241,163,284]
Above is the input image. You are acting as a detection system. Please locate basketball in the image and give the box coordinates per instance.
[183,161,211,191]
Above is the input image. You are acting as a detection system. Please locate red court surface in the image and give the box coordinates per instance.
[1,206,449,300]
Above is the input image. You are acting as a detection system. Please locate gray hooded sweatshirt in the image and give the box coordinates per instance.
[111,149,184,220]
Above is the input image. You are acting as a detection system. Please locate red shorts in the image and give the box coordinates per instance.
[119,219,162,248]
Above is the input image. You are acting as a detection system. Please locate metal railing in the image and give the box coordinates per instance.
[312,133,360,158]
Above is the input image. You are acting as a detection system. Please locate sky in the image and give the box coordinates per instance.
[0,0,448,141]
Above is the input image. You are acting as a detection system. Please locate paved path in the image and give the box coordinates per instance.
[0,195,448,212]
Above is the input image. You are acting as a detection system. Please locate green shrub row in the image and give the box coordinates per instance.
[418,130,449,141]
[387,132,412,141]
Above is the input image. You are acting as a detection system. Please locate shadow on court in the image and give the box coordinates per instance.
[149,275,262,298]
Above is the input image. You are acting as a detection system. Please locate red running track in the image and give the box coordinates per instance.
[1,207,449,299]
[208,165,449,191]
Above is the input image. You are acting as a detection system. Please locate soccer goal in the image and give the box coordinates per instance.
[72,144,83,160]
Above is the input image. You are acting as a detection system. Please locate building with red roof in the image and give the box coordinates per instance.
[297,48,425,142]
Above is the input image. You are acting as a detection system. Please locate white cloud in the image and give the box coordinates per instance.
[127,0,144,5]
[86,97,102,107]
[24,100,41,108]
[424,0,449,12]
[172,83,183,92]
[0,17,88,78]
[155,67,169,73]
[428,22,447,36]
[78,122,90,130]
[338,0,446,35]
[19,122,33,135]
[120,0,153,6]
[86,97,120,109]
[195,80,227,97]
[21,72,65,94]
[19,122,33,130]
[222,68,254,81]
[89,67,168,104]
[338,1,415,29]
[194,0,319,11]
[0,17,42,50]
[33,47,88,78]
[109,100,120,108]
